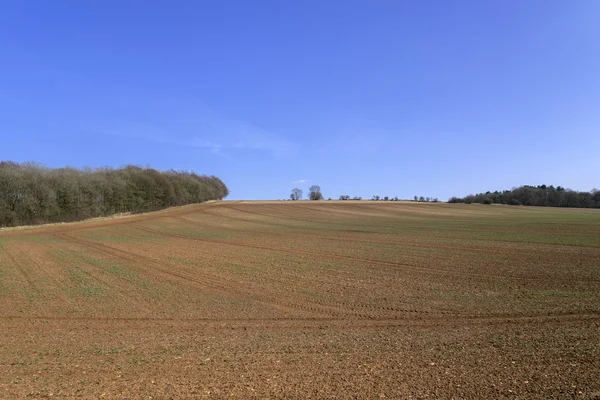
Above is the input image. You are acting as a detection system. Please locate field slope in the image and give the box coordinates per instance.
[0,201,599,398]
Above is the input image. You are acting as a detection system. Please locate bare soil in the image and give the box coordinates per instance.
[0,201,599,398]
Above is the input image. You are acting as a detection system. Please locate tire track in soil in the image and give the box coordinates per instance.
[213,205,596,256]
[127,223,453,318]
[192,206,600,284]
[0,203,600,329]
[128,221,557,283]
[288,202,513,224]
[0,311,598,333]
[131,222,600,319]
[45,247,119,306]
[50,245,161,311]
[53,232,310,317]
[174,213,541,268]
[187,207,600,284]
[7,201,597,250]
[16,245,73,308]
[223,203,600,250]
[199,204,380,232]
[169,217,460,317]
[172,219,594,303]
[262,202,575,232]
[221,203,351,227]
[53,231,379,320]
[252,203,419,229]
[13,202,596,319]
[271,203,405,222]
[0,245,39,292]
[65,229,441,321]
[205,205,531,257]
[46,207,591,319]
[99,218,366,298]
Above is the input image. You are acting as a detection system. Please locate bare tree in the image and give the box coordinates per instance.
[309,185,323,200]
[290,188,303,201]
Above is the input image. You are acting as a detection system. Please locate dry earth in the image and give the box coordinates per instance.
[0,201,599,399]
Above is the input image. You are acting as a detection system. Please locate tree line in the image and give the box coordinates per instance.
[0,161,229,227]
[449,185,600,208]
[291,187,438,202]
[290,185,323,200]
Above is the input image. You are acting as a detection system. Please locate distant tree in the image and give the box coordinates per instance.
[308,185,323,200]
[426,197,431,202]
[290,188,303,201]
[592,189,600,208]
[372,195,380,201]
[0,162,228,228]
[414,195,418,202]
[448,184,600,209]
[419,196,425,202]
[352,196,362,200]
[339,195,350,200]
[383,196,389,201]
[393,196,399,201]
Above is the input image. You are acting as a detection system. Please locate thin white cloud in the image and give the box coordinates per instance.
[89,97,297,160]
[293,179,308,184]
[183,139,234,160]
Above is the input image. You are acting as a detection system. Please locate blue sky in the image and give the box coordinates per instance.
[1,1,598,200]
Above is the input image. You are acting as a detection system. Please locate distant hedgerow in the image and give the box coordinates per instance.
[448,185,599,209]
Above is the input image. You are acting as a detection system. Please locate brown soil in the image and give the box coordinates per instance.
[0,201,599,398]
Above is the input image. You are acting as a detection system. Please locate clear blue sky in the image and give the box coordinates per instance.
[1,1,598,200]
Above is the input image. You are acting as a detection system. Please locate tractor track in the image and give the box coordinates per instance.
[128,221,567,284]
[53,231,326,318]
[1,245,39,292]
[175,213,553,267]
[5,201,600,324]
[227,203,600,249]
[50,245,163,307]
[0,310,598,333]
[53,231,399,320]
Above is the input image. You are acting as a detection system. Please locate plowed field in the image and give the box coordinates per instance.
[1,201,599,398]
